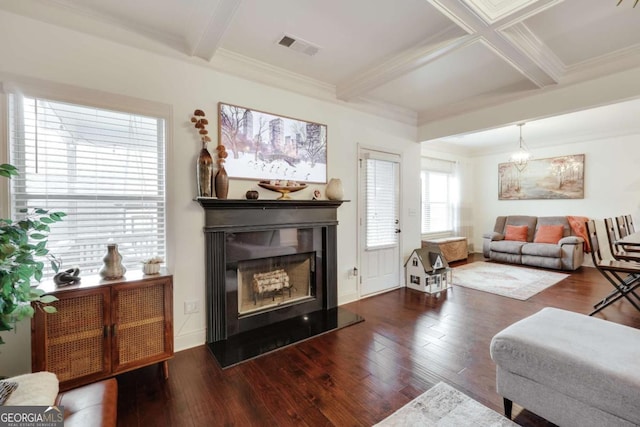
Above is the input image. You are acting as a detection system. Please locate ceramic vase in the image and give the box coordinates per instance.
[99,244,126,280]
[197,142,213,197]
[325,178,344,200]
[215,164,229,199]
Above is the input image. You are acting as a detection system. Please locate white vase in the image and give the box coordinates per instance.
[325,178,344,200]
[99,243,126,280]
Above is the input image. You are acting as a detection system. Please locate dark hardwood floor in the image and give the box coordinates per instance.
[117,255,640,426]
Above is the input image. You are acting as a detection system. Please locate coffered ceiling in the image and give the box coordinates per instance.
[2,0,640,141]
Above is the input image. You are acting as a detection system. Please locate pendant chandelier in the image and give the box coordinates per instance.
[510,123,531,172]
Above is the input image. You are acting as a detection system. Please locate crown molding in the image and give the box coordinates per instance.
[462,0,538,25]
[210,49,418,126]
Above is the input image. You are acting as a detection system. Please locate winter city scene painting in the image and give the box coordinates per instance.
[218,103,327,183]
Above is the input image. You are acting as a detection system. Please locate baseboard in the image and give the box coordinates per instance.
[174,328,206,352]
[338,292,359,305]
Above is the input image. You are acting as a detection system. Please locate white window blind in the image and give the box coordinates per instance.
[365,158,399,249]
[8,93,166,277]
[421,170,452,233]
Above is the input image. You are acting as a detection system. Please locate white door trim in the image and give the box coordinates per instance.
[357,144,404,299]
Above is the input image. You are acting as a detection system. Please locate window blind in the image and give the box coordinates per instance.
[365,158,399,249]
[421,170,452,234]
[8,93,166,277]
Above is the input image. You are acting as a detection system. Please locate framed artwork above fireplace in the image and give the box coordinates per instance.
[218,102,327,184]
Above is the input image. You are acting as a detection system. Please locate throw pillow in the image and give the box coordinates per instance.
[504,225,529,242]
[3,372,59,406]
[534,225,565,244]
[0,381,18,405]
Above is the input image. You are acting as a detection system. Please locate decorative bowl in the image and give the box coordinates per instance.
[258,181,308,199]
[142,262,161,275]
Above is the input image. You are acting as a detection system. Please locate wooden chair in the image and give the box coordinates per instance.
[604,218,640,262]
[625,214,636,234]
[616,215,630,238]
[585,219,640,316]
[615,215,640,252]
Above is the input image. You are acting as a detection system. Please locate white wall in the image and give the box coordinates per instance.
[0,10,421,375]
[471,136,640,252]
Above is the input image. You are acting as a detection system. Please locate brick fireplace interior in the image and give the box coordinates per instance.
[198,199,363,368]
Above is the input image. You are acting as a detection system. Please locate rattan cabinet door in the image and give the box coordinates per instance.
[110,277,173,373]
[32,287,111,388]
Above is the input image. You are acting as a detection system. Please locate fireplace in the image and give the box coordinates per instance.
[197,199,356,358]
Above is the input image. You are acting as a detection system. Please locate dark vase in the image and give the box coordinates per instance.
[215,164,229,199]
[197,142,213,197]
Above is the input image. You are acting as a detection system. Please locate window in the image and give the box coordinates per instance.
[8,93,166,277]
[421,157,455,235]
[365,157,399,249]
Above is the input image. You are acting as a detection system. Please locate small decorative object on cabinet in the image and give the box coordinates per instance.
[192,109,214,197]
[99,244,126,280]
[32,272,174,391]
[245,190,259,199]
[215,144,229,199]
[142,256,163,275]
[325,178,344,200]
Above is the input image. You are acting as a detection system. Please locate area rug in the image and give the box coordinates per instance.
[451,261,568,300]
[375,382,516,426]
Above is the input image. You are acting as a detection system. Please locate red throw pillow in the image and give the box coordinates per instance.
[504,225,528,242]
[534,225,565,244]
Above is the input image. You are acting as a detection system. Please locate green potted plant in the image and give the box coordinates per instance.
[0,163,65,344]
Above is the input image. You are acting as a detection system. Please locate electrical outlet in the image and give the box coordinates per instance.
[184,300,199,314]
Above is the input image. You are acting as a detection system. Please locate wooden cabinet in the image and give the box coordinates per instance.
[32,272,173,391]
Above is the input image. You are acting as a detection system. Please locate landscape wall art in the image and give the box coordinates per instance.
[498,154,585,200]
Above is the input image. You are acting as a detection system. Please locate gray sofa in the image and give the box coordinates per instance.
[483,215,584,271]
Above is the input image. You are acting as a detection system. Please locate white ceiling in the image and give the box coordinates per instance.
[2,0,640,151]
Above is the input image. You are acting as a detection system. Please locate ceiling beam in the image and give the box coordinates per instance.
[430,0,562,87]
[338,0,566,103]
[336,26,471,101]
[186,0,242,61]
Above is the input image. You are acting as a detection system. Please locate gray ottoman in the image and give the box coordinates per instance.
[490,307,640,427]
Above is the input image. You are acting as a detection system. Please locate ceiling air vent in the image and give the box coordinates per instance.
[277,34,320,57]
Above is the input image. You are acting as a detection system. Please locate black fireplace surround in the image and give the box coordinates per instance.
[198,199,351,362]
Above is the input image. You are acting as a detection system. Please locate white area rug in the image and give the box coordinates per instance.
[452,261,568,300]
[375,382,516,426]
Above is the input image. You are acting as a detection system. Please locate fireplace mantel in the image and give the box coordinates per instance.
[197,198,346,344]
[197,198,346,231]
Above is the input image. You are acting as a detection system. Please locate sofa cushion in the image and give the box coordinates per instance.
[522,243,562,257]
[491,240,527,254]
[504,216,537,241]
[491,308,640,425]
[505,225,528,242]
[537,216,571,237]
[534,225,564,244]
